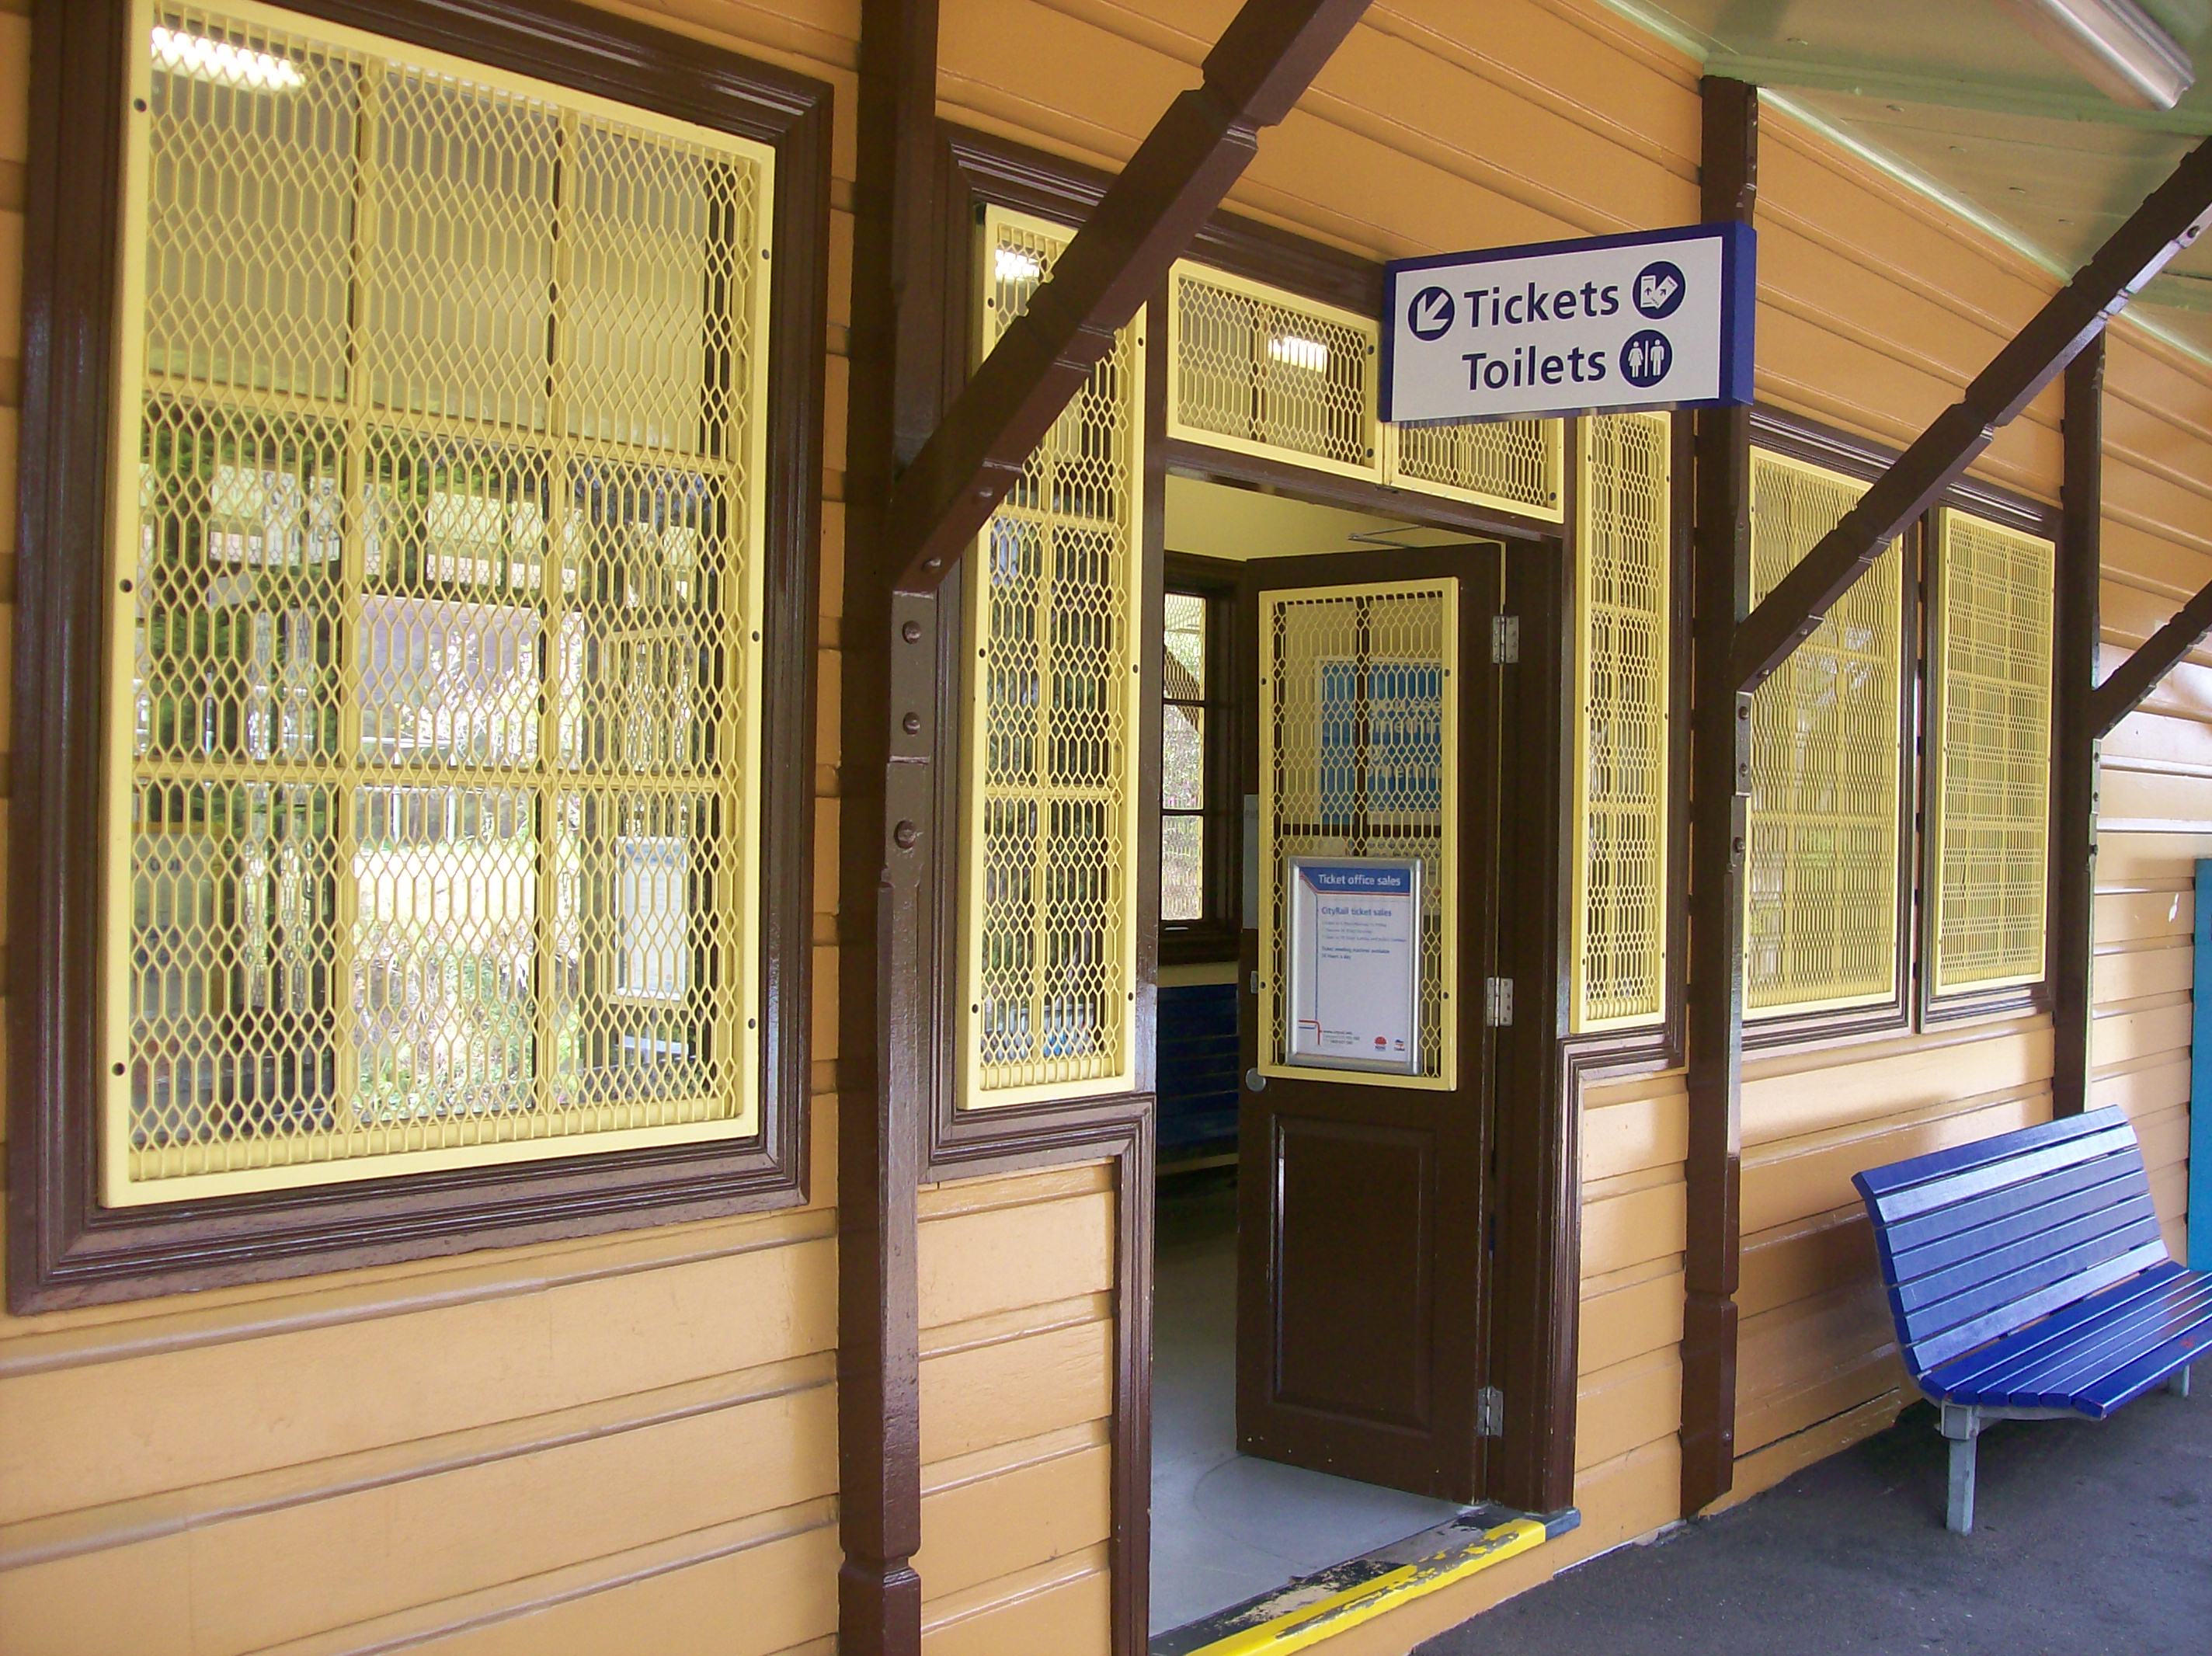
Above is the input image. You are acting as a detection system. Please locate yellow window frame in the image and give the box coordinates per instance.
[958,206,1147,1110]
[1163,259,1567,521]
[101,0,776,1203]
[1255,577,1462,1092]
[1926,508,2054,997]
[1742,447,1906,1018]
[1570,412,1672,1033]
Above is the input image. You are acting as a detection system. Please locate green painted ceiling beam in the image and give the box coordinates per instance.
[1704,54,2212,136]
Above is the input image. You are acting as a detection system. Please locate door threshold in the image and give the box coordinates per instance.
[1150,1503,1578,1656]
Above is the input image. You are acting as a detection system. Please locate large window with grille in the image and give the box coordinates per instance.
[1744,451,1907,1016]
[960,208,1146,1109]
[1571,413,1672,1032]
[1927,510,2053,997]
[103,2,777,1203]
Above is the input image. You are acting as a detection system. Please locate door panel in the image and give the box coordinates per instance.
[1234,545,1502,1502]
[1273,1116,1434,1427]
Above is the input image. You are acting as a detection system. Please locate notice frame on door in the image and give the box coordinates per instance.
[1285,854,1424,1076]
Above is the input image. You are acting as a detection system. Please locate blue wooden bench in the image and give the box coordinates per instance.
[1853,1106,2211,1533]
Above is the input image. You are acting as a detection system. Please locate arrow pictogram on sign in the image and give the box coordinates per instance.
[1407,285,1456,341]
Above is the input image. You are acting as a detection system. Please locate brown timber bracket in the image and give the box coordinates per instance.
[882,0,1372,597]
[2089,578,2212,737]
[1728,133,2212,697]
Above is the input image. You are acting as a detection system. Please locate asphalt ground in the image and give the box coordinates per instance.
[1419,1386,2211,1655]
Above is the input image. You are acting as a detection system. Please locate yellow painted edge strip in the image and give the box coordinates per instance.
[1182,1518,1549,1656]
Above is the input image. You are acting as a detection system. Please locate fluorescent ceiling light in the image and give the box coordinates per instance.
[993,246,1043,284]
[1267,333,1330,372]
[151,25,305,90]
[1998,0,2195,110]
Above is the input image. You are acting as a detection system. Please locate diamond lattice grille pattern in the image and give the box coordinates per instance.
[1744,451,1904,1014]
[1393,417,1562,517]
[1929,510,2053,993]
[963,211,1143,1107]
[1573,413,1670,1031]
[1165,261,1563,517]
[114,4,773,1197]
[1170,264,1377,476]
[1259,583,1457,1083]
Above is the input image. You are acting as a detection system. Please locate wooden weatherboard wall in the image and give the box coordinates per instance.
[0,2,856,1652]
[0,5,2205,1656]
[927,2,2204,1645]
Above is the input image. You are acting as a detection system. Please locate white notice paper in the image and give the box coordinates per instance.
[1287,857,1422,1076]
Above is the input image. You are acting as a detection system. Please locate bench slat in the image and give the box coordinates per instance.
[1931,1268,2212,1416]
[2050,1320,2212,1417]
[2015,1279,2212,1410]
[1894,1213,2165,1351]
[1906,1240,2174,1373]
[1928,1261,2197,1399]
[1883,1159,2148,1276]
[1892,1202,2163,1320]
[1853,1108,2134,1202]
[1859,1123,2140,1225]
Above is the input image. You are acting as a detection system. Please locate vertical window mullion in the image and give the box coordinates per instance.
[537,105,579,1125]
[329,54,385,1129]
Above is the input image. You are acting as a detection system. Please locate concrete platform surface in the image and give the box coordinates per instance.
[1421,1387,2210,1655]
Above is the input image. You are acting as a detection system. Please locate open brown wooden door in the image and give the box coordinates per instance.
[1234,544,1503,1501]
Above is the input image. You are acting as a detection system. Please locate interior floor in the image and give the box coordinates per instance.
[1149,1169,1467,1637]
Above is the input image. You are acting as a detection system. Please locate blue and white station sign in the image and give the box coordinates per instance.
[1381,222,1755,425]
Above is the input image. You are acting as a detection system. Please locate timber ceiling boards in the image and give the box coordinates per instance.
[1599,0,2212,360]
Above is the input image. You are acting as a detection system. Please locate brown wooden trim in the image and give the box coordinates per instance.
[1110,1112,1157,1656]
[1681,74,1757,1519]
[2053,342,2104,1119]
[885,0,1373,591]
[8,0,830,1314]
[841,2,943,1651]
[1160,552,1244,966]
[1731,137,2212,696]
[1490,529,1579,1513]
[1162,438,1564,544]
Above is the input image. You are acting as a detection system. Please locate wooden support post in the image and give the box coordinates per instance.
[847,8,1376,1651]
[1681,74,1757,1520]
[2051,340,2103,1120]
[840,2,944,1651]
[1730,134,2212,696]
[884,0,1371,592]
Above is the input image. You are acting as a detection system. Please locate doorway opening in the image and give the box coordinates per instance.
[1149,471,1533,1644]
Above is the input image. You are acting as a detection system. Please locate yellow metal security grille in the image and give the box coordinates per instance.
[1929,510,2054,994]
[1257,582,1459,1088]
[106,2,774,1202]
[1744,451,1903,1014]
[961,209,1144,1108]
[1573,414,1671,1031]
[1388,418,1565,521]
[1168,263,1379,479]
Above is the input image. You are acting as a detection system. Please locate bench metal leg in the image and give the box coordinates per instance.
[2172,1365,2193,1400]
[1939,1404,1982,1535]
